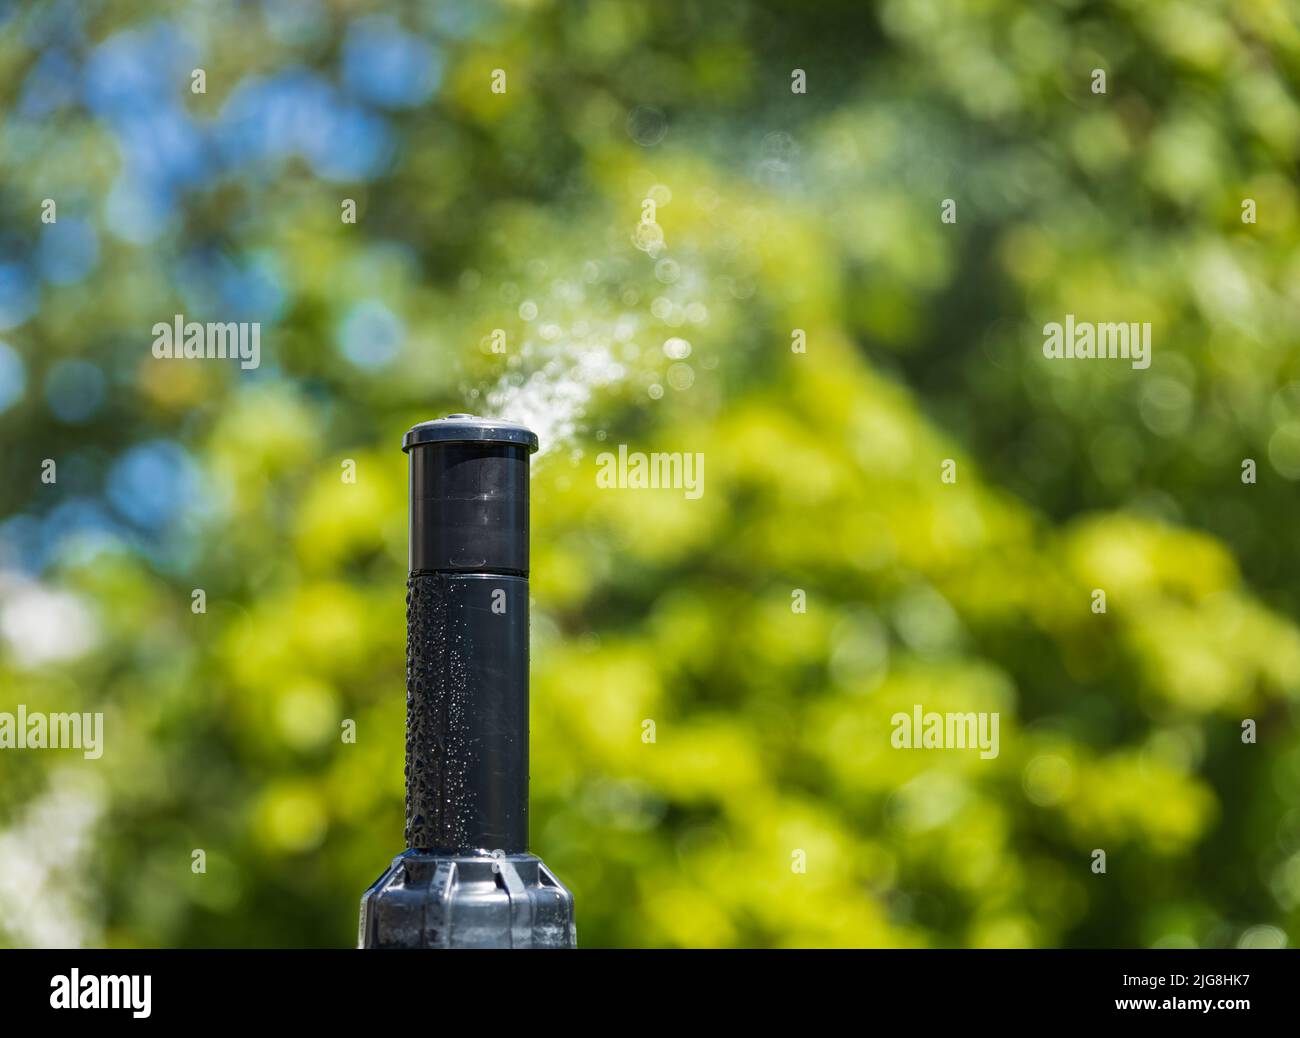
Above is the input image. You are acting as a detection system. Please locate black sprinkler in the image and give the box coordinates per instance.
[358,414,576,948]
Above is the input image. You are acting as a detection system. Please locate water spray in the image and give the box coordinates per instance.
[358,415,576,948]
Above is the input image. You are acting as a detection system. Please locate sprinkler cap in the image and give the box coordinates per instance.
[403,414,539,453]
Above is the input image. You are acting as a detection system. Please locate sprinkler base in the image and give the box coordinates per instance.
[358,849,576,949]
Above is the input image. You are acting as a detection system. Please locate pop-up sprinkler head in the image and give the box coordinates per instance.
[358,415,576,948]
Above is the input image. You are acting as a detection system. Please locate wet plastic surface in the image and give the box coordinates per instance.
[404,572,529,854]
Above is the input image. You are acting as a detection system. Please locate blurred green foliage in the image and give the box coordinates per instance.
[1,0,1300,948]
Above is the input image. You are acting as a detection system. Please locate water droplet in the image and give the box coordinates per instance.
[633,222,664,251]
[627,106,668,147]
[663,337,691,360]
[654,259,680,284]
